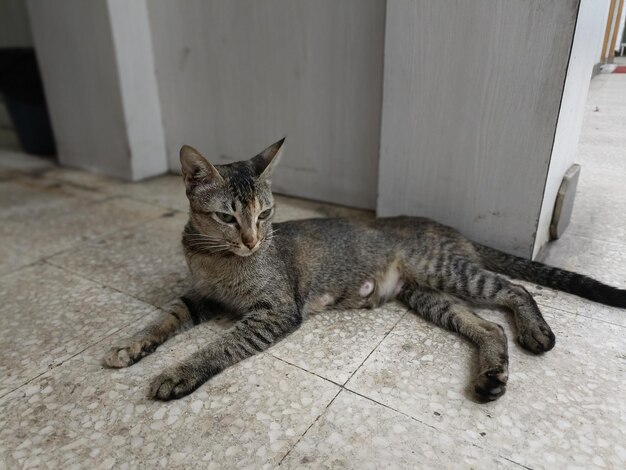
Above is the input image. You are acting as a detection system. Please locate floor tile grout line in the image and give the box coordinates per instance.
[269,307,409,391]
[499,455,534,470]
[39,212,186,276]
[0,258,47,280]
[271,320,537,469]
[43,259,170,311]
[0,257,164,401]
[76,170,188,213]
[13,166,185,214]
[0,200,171,281]
[0,177,114,222]
[269,355,368,466]
[341,389,532,469]
[1,258,168,399]
[271,353,444,443]
[536,301,626,329]
[114,193,187,214]
[340,386,439,432]
[272,352,531,469]
[546,228,626,250]
[566,228,626,248]
[342,309,409,387]
[44,253,185,309]
[0,312,155,402]
[276,388,343,466]
[270,355,344,388]
[15,166,182,209]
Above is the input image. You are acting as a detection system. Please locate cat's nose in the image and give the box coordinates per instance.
[241,235,258,250]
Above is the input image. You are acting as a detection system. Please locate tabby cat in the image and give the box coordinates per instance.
[103,138,626,401]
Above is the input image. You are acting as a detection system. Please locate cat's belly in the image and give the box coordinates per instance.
[306,259,405,313]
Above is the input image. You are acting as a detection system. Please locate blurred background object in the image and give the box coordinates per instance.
[0,48,56,156]
[0,0,55,156]
[0,0,624,258]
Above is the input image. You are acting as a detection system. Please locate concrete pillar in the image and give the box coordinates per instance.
[26,0,167,180]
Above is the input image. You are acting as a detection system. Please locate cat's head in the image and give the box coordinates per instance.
[180,138,285,257]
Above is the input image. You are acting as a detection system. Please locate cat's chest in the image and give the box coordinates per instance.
[187,255,271,311]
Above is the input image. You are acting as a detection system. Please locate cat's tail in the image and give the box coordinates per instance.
[475,243,626,308]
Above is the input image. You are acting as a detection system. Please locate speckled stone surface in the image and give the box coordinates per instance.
[0,320,340,470]
[0,263,157,399]
[1,73,625,469]
[281,390,515,469]
[273,194,373,222]
[0,233,40,276]
[0,179,95,222]
[0,149,54,179]
[103,174,190,212]
[41,166,126,192]
[521,281,626,328]
[567,173,626,245]
[541,233,626,288]
[48,213,189,307]
[346,307,626,469]
[271,304,406,384]
[0,197,166,275]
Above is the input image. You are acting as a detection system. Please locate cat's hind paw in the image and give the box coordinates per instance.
[517,322,555,354]
[474,368,508,402]
[149,366,200,401]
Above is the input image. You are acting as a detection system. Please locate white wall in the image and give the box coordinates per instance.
[533,0,612,257]
[28,0,129,177]
[147,0,385,209]
[377,0,579,257]
[0,0,33,48]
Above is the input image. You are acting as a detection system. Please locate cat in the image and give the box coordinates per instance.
[103,138,626,402]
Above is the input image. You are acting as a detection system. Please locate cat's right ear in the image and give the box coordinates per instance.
[179,145,224,191]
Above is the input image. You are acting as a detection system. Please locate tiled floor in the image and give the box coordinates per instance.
[1,73,625,469]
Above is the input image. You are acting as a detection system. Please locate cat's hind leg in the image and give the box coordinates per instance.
[103,296,198,368]
[433,257,555,354]
[398,283,509,401]
[149,302,302,400]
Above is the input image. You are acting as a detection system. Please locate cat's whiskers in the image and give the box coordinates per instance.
[187,241,233,249]
[190,247,233,255]
[185,234,230,242]
[265,227,279,241]
[186,238,237,254]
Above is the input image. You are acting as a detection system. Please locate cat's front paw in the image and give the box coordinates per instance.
[474,367,508,402]
[149,366,200,401]
[102,340,157,368]
[103,345,136,368]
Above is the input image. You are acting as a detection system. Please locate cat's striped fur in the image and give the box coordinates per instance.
[103,138,626,402]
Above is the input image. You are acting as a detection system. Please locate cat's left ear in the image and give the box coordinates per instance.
[180,145,224,191]
[251,137,285,179]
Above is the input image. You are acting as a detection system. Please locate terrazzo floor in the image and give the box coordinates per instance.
[1,73,625,469]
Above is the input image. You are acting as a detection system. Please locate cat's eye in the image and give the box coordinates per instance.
[258,208,273,220]
[214,212,236,224]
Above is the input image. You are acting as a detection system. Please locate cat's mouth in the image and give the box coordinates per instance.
[233,240,263,257]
